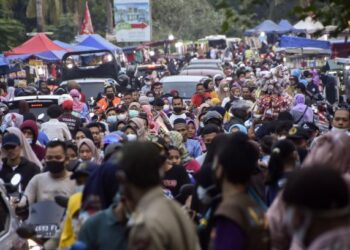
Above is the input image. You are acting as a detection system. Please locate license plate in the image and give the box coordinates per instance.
[34,224,58,238]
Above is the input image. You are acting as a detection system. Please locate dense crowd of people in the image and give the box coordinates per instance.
[0,49,349,250]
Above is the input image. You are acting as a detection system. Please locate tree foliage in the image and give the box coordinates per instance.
[0,18,25,51]
[294,0,350,37]
[152,0,222,41]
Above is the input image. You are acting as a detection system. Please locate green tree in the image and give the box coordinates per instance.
[0,18,25,51]
[294,0,350,37]
[152,0,222,41]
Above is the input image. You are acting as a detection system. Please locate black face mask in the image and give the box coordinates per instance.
[46,161,65,174]
[106,93,115,99]
[173,107,183,114]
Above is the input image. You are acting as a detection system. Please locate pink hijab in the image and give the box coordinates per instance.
[303,132,350,174]
[69,89,85,112]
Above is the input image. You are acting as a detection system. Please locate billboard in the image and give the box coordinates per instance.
[114,0,151,42]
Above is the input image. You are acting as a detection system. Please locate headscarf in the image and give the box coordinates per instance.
[168,131,191,165]
[6,127,43,169]
[227,124,248,134]
[128,102,141,110]
[69,89,85,112]
[217,80,230,101]
[129,117,147,139]
[303,132,350,174]
[78,138,100,164]
[1,113,23,132]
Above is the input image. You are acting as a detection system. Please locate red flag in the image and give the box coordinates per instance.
[80,1,94,35]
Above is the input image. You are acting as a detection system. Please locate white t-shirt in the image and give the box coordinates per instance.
[169,113,187,127]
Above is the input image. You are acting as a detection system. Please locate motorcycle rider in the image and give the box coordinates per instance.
[0,133,40,190]
[18,140,76,206]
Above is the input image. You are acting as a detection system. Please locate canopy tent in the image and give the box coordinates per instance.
[0,54,8,67]
[75,34,122,54]
[53,40,98,52]
[5,33,66,56]
[279,36,330,50]
[245,20,289,35]
[0,54,9,75]
[278,20,304,33]
[294,17,324,34]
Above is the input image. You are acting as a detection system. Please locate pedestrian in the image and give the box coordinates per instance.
[116,141,200,250]
[70,89,89,122]
[77,138,101,164]
[290,94,314,125]
[20,119,45,161]
[59,99,82,137]
[41,104,72,141]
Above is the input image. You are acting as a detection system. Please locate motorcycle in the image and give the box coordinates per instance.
[16,200,66,249]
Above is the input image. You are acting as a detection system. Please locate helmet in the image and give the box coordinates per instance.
[117,74,130,88]
[0,103,9,116]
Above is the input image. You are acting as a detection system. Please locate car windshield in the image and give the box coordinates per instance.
[77,81,105,99]
[162,81,197,99]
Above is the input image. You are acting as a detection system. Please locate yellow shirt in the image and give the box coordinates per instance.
[58,192,82,249]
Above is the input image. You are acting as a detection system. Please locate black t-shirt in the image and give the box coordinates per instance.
[162,165,191,197]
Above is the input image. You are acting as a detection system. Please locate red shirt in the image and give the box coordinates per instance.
[191,92,211,108]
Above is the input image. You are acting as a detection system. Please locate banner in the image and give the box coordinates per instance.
[114,0,151,42]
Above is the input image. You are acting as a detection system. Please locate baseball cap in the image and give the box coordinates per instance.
[203,111,223,124]
[2,133,21,147]
[287,126,309,140]
[70,162,98,180]
[301,122,319,132]
[62,100,73,111]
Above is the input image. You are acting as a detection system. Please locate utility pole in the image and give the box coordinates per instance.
[36,0,44,32]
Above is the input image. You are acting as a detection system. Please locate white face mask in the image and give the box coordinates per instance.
[117,114,127,121]
[331,127,348,133]
[223,87,229,92]
[75,185,85,193]
[127,134,137,141]
[145,80,152,86]
[163,104,170,111]
[26,138,33,145]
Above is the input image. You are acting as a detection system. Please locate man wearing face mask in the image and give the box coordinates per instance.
[20,119,46,161]
[169,96,192,126]
[18,140,76,206]
[282,167,350,250]
[115,104,128,122]
[97,85,121,113]
[141,75,153,95]
[331,108,350,133]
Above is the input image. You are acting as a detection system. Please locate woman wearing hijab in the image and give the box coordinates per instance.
[1,113,23,132]
[70,89,89,122]
[267,131,350,250]
[168,131,200,173]
[6,127,43,169]
[128,117,148,140]
[78,138,100,164]
[216,80,230,102]
[20,120,45,161]
[290,93,314,125]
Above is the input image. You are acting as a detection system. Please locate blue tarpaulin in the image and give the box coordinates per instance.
[53,40,98,52]
[0,54,8,66]
[279,36,330,50]
[76,34,122,53]
[278,20,304,33]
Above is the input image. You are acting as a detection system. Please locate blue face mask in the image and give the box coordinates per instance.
[128,110,139,118]
[107,115,117,124]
